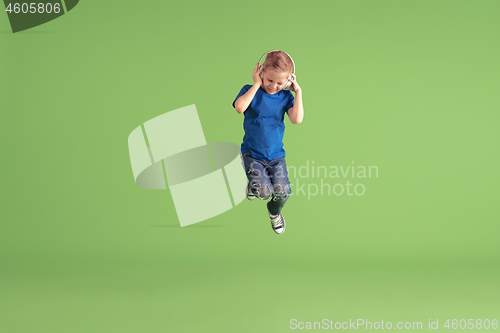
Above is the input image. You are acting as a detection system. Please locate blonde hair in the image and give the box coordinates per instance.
[263,51,293,73]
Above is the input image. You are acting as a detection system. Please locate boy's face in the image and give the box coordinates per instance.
[261,69,290,95]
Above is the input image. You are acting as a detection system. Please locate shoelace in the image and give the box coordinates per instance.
[271,215,283,228]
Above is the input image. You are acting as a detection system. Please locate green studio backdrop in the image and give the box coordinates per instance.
[1,0,499,332]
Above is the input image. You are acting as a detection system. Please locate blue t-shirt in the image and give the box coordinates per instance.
[232,84,295,161]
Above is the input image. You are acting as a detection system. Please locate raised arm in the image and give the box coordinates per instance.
[287,73,304,124]
[234,64,263,114]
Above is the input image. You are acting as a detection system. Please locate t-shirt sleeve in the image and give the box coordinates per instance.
[232,85,252,108]
[285,91,295,114]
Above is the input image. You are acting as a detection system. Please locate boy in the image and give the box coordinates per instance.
[232,50,304,235]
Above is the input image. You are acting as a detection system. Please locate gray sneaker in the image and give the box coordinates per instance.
[270,213,285,235]
[245,181,256,200]
[267,202,285,235]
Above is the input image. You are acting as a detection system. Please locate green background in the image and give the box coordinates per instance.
[1,0,499,332]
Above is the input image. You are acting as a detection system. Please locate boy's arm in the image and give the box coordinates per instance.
[287,74,303,124]
[234,64,264,114]
[234,84,260,114]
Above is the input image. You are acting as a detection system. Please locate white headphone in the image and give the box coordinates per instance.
[258,50,295,90]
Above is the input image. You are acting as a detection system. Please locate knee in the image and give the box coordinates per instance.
[272,185,291,200]
[255,185,272,200]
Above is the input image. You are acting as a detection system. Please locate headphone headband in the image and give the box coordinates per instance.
[258,50,295,75]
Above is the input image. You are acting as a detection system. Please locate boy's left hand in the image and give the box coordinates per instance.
[287,73,301,92]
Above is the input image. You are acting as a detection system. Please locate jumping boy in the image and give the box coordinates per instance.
[232,50,304,235]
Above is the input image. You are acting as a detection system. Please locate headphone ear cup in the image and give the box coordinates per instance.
[284,75,292,89]
[259,67,264,79]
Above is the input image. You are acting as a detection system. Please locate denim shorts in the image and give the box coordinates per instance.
[240,152,292,200]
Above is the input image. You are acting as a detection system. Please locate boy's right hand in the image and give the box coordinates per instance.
[252,63,263,87]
